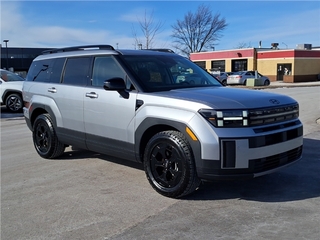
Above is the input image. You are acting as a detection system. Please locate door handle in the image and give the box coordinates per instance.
[86,92,98,98]
[48,87,57,93]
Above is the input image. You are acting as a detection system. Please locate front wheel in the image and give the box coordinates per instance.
[5,93,23,112]
[33,114,65,159]
[144,130,200,198]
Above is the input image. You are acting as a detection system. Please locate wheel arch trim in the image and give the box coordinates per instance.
[29,98,62,129]
[134,117,202,168]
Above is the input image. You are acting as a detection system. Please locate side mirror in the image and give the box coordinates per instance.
[103,77,126,90]
[103,77,129,99]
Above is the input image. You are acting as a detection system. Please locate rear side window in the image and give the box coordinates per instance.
[26,59,53,82]
[26,58,65,83]
[62,57,92,86]
[50,58,65,83]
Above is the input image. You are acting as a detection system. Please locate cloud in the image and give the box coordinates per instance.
[1,2,124,48]
[119,7,157,23]
[222,7,320,49]
[0,2,170,49]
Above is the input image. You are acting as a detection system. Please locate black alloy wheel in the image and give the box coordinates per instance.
[33,114,65,159]
[144,130,200,198]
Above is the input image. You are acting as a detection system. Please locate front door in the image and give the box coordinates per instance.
[83,56,137,160]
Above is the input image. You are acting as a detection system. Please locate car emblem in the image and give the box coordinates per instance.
[269,99,280,104]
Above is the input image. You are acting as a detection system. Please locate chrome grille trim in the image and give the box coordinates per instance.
[248,104,299,126]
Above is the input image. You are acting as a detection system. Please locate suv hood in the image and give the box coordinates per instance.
[152,87,297,109]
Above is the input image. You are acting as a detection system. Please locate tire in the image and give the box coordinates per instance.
[5,93,23,112]
[33,114,65,159]
[144,130,201,198]
[222,80,227,86]
[264,79,270,86]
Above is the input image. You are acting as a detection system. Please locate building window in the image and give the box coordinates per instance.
[232,59,248,72]
[193,61,206,70]
[211,60,225,72]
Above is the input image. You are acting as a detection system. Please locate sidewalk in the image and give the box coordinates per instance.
[244,81,320,89]
[269,81,320,88]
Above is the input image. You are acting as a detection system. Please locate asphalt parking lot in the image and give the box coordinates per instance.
[1,86,320,240]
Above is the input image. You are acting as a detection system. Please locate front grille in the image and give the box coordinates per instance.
[249,146,302,173]
[249,125,303,148]
[249,104,299,126]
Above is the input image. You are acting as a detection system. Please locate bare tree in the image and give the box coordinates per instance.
[171,4,228,56]
[132,10,164,49]
[235,41,252,49]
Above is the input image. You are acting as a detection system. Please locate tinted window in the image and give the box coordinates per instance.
[63,57,92,86]
[50,58,66,83]
[122,54,221,92]
[26,59,54,82]
[92,56,125,87]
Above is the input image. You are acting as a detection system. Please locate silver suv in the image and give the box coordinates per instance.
[23,45,303,198]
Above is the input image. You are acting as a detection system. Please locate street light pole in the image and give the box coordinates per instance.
[3,40,9,69]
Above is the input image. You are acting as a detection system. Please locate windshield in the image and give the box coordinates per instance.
[122,54,221,92]
[0,70,25,82]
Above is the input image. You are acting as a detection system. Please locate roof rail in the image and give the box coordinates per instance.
[144,49,175,53]
[42,45,115,54]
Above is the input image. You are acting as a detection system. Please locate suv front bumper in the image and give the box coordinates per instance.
[195,121,303,181]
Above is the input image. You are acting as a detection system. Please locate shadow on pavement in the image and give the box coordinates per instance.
[56,136,319,202]
[0,107,24,119]
[55,148,144,171]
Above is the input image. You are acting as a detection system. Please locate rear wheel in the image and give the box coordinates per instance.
[33,114,65,159]
[264,79,270,86]
[222,80,227,86]
[144,130,200,198]
[5,93,23,112]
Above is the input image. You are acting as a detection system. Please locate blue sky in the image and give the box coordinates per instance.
[1,1,320,51]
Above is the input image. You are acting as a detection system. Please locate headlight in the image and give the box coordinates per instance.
[199,109,248,127]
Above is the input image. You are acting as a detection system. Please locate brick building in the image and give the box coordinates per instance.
[190,44,320,83]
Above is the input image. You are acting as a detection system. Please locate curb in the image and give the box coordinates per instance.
[231,82,320,89]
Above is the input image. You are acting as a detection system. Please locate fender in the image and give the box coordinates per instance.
[134,117,203,171]
[28,96,62,128]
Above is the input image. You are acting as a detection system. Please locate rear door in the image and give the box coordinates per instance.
[54,57,92,148]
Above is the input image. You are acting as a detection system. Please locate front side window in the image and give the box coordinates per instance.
[92,56,126,87]
[122,54,221,92]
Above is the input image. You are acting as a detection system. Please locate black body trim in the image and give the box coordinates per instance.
[134,117,202,167]
[197,145,302,181]
[86,133,136,161]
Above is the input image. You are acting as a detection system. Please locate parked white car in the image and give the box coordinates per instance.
[0,69,25,112]
[227,71,270,86]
